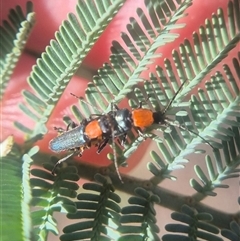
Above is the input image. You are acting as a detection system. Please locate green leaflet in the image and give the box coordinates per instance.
[16,0,125,138]
[0,2,35,100]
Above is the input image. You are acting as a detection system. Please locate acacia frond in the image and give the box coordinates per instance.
[83,0,192,113]
[31,158,79,239]
[221,197,240,241]
[163,204,223,241]
[0,145,37,241]
[190,124,240,196]
[60,174,121,241]
[0,2,35,100]
[68,1,239,174]
[2,1,239,241]
[16,0,193,136]
[105,3,240,179]
[77,0,239,118]
[118,187,160,241]
[16,0,125,138]
[113,57,239,182]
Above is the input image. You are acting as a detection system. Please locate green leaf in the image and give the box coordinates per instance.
[31,161,79,238]
[61,175,121,241]
[0,148,34,241]
[17,0,125,137]
[0,2,35,100]
[119,187,160,240]
[163,205,223,241]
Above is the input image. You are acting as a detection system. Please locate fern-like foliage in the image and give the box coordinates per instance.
[0,144,37,241]
[84,0,192,109]
[146,60,239,184]
[118,187,160,241]
[102,1,239,180]
[71,0,240,118]
[190,123,240,197]
[15,0,125,138]
[73,0,193,115]
[58,0,239,179]
[30,159,79,240]
[221,197,240,241]
[0,1,35,100]
[162,204,223,241]
[15,0,192,138]
[2,0,239,241]
[60,174,121,241]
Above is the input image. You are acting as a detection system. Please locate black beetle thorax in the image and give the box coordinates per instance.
[114,108,133,135]
[152,111,166,125]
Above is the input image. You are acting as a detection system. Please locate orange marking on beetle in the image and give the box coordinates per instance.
[85,120,103,139]
[132,108,154,128]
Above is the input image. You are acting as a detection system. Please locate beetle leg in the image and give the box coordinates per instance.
[97,138,109,153]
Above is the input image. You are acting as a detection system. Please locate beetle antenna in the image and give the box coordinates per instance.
[70,93,102,113]
[163,80,188,114]
[165,119,214,149]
